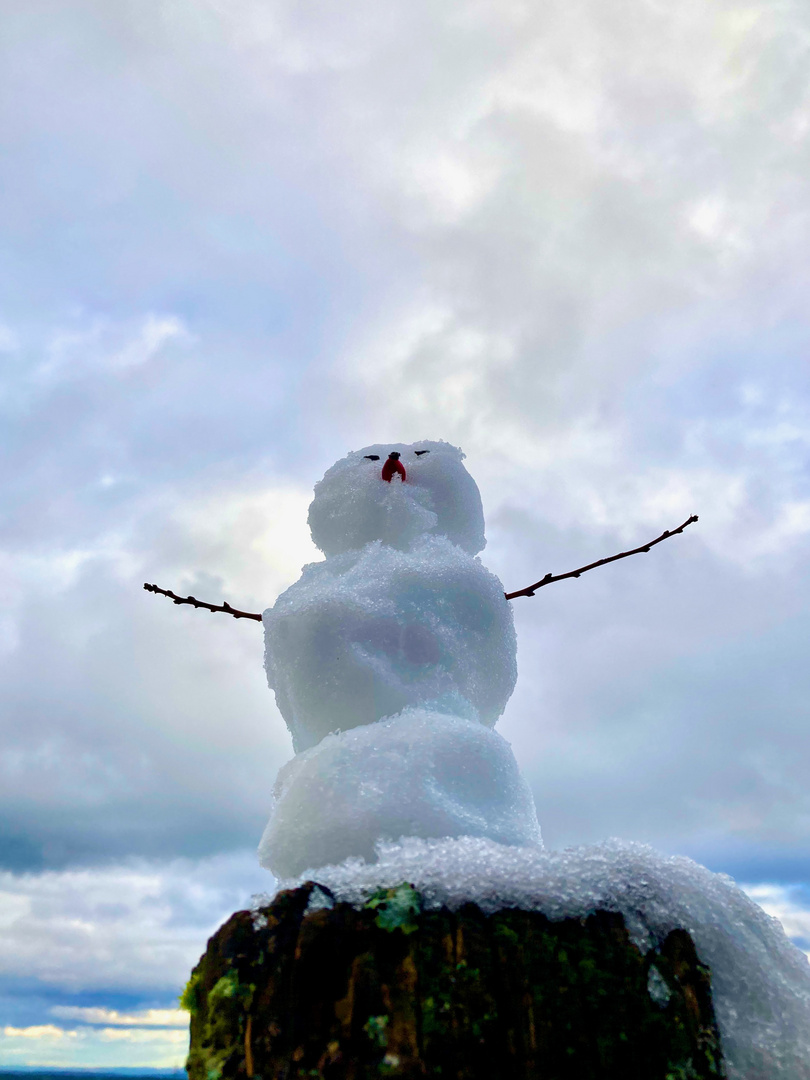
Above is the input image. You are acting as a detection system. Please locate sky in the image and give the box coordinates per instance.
[2,0,810,1068]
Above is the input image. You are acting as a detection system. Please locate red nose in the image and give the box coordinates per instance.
[382,458,406,482]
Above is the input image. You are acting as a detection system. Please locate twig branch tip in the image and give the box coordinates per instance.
[142,582,262,622]
[504,513,698,601]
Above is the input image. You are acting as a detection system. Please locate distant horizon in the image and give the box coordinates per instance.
[0,1070,185,1077]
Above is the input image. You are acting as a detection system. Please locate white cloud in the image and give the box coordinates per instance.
[0,891,31,928]
[108,315,189,372]
[50,1006,187,1027]
[156,480,319,605]
[743,883,810,959]
[97,1027,187,1043]
[0,465,317,845]
[3,1025,76,1040]
[0,1023,186,1069]
[0,851,268,992]
[31,312,190,387]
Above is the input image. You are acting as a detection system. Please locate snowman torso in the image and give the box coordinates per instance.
[263,536,517,753]
[259,440,541,878]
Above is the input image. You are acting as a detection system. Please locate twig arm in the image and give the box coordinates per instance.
[504,514,698,600]
[143,514,698,617]
[143,582,263,621]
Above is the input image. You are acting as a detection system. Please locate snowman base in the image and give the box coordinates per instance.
[258,709,542,879]
[184,877,724,1080]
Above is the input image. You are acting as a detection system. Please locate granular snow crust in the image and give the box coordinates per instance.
[262,836,810,1080]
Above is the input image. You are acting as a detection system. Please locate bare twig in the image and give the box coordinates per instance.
[144,514,698,621]
[143,582,262,621]
[504,514,698,600]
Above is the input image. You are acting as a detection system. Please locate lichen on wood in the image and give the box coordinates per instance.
[183,881,726,1079]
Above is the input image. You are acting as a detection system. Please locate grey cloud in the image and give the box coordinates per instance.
[1,0,810,895]
[0,850,267,993]
[0,479,315,870]
[491,509,810,854]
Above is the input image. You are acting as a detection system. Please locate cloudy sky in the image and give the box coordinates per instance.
[2,0,810,1068]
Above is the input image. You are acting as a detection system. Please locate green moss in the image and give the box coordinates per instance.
[421,990,452,1039]
[665,1064,702,1080]
[493,923,519,946]
[185,966,258,1080]
[209,967,256,1008]
[365,883,422,935]
[179,970,202,1015]
[363,1014,389,1048]
[209,970,239,1004]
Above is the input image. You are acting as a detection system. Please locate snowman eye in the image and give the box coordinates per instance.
[364,455,381,461]
[414,450,430,456]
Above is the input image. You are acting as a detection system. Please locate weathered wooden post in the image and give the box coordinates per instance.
[183,881,725,1080]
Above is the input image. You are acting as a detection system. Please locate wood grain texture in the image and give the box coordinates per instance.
[184,881,726,1079]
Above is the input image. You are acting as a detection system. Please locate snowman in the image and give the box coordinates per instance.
[145,441,695,880]
[148,464,810,1073]
[257,440,542,878]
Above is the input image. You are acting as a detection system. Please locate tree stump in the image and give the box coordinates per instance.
[183,881,726,1079]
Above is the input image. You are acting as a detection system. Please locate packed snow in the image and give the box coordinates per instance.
[307,440,486,557]
[266,836,810,1080]
[256,439,810,1078]
[262,534,516,753]
[258,708,541,877]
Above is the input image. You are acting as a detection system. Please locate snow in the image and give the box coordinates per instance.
[262,535,516,753]
[258,708,541,878]
[307,440,486,557]
[269,837,810,1080]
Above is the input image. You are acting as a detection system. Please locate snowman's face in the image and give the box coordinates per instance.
[307,440,486,556]
[263,537,516,753]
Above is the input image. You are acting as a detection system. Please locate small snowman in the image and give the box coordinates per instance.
[259,440,541,878]
[145,442,695,881]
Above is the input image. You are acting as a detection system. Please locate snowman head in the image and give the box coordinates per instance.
[307,440,486,557]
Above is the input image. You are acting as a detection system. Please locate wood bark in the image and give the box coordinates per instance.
[184,881,726,1080]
